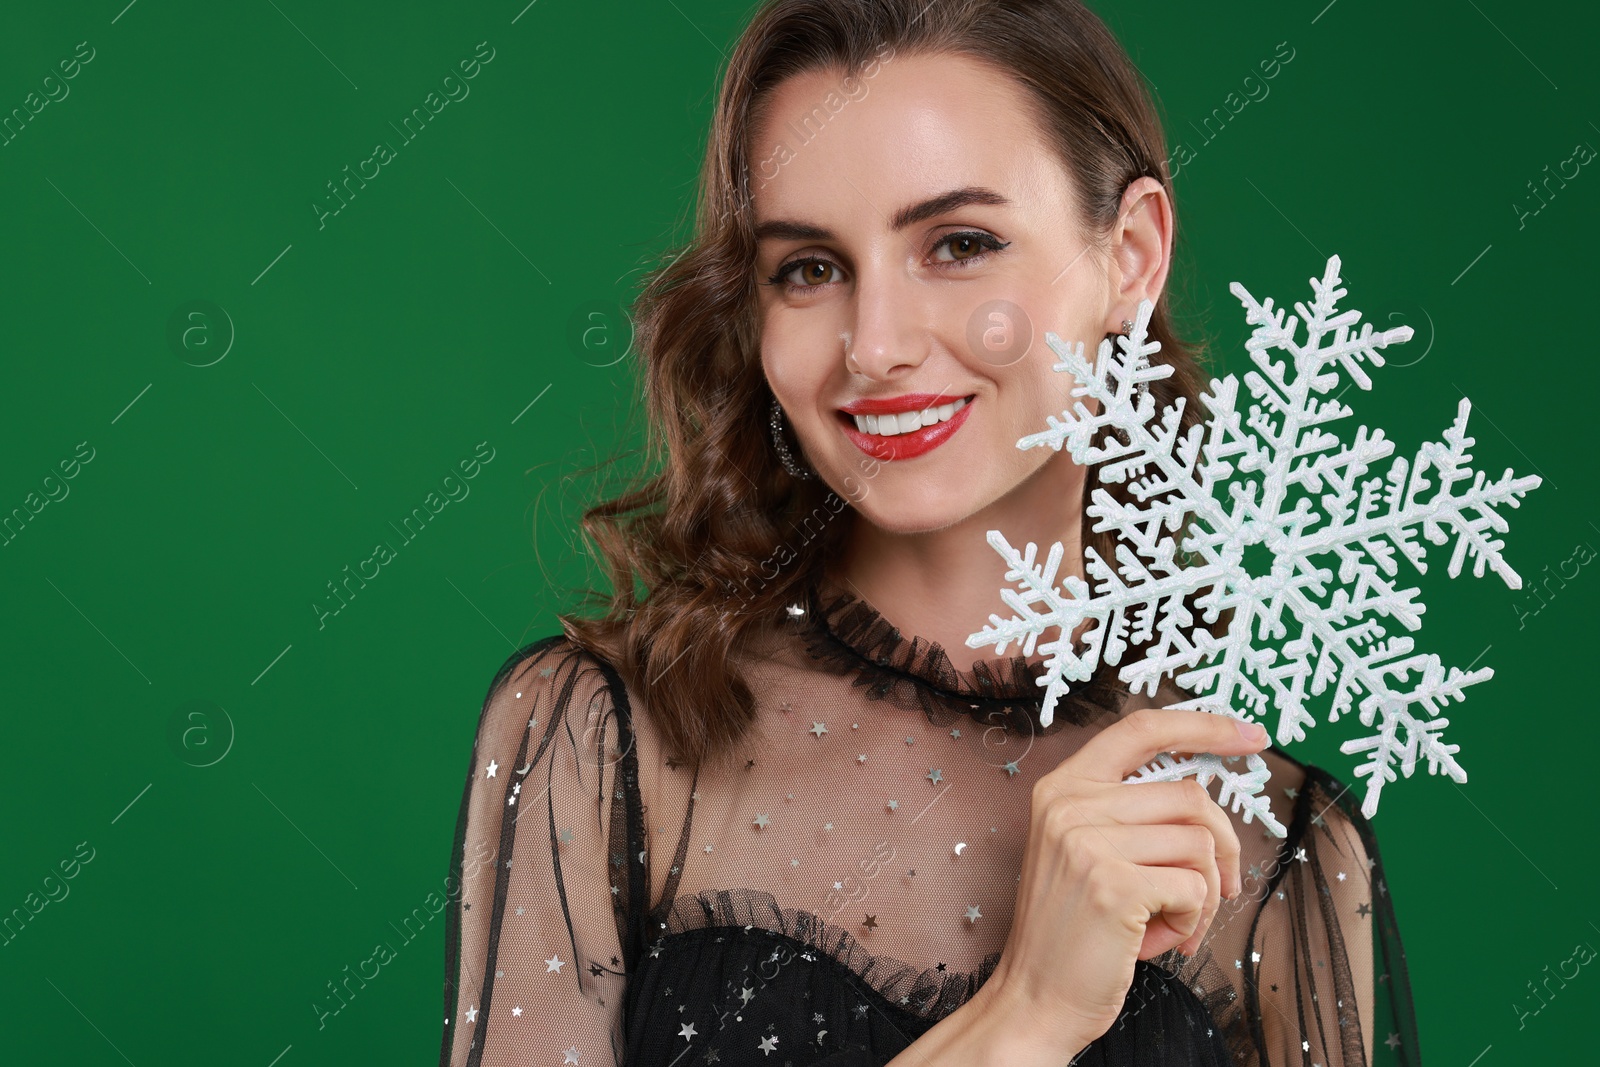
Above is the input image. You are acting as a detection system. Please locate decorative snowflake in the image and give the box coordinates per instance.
[966,255,1541,835]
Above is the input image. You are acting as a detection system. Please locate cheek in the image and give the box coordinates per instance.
[983,349,1093,451]
[1035,357,1088,409]
[946,274,1091,380]
[1003,287,1098,409]
[760,312,837,405]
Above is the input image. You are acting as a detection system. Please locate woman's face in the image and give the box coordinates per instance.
[751,50,1169,536]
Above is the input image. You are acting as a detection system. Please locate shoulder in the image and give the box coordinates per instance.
[478,634,635,729]
[1211,743,1383,881]
[1255,746,1385,877]
[1263,747,1371,831]
[466,634,653,776]
[472,632,666,803]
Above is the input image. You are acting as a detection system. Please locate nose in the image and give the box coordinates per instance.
[845,263,931,379]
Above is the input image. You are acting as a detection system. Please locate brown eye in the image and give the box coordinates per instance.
[931,231,1008,266]
[948,235,983,260]
[767,257,841,289]
[798,262,836,285]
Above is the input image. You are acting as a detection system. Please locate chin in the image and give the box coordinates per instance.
[839,481,980,536]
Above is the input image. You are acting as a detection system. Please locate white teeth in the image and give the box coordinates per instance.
[851,396,969,437]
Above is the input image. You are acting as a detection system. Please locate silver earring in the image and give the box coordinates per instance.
[769,396,816,480]
[1117,318,1150,406]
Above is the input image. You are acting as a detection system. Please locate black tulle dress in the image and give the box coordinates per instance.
[439,578,1420,1066]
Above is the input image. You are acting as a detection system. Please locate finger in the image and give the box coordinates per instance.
[1075,822,1222,957]
[1088,778,1245,899]
[1068,706,1270,784]
[1122,862,1211,961]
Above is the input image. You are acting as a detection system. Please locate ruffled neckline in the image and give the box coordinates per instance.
[794,576,1128,734]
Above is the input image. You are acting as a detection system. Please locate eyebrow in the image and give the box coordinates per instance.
[753,185,1012,243]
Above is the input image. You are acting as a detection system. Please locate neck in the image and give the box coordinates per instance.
[827,453,1093,672]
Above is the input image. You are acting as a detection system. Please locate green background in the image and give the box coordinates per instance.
[1,0,1592,1062]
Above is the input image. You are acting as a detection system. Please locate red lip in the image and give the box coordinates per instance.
[839,397,975,461]
[839,393,968,416]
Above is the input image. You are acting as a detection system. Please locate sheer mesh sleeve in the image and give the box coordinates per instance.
[439,636,648,1067]
[1152,746,1420,1067]
[1243,760,1419,1066]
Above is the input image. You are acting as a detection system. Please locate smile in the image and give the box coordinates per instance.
[837,394,976,461]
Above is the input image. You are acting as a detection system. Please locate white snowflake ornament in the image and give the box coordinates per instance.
[967,255,1541,836]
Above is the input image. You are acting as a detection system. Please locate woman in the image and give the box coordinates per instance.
[439,1,1418,1064]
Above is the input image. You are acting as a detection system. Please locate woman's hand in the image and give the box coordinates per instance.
[981,707,1272,1061]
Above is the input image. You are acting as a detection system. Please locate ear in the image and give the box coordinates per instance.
[1106,176,1173,329]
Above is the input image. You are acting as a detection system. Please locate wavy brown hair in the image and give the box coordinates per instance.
[561,0,1217,770]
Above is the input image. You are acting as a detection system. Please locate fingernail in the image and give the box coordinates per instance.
[1236,720,1267,741]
